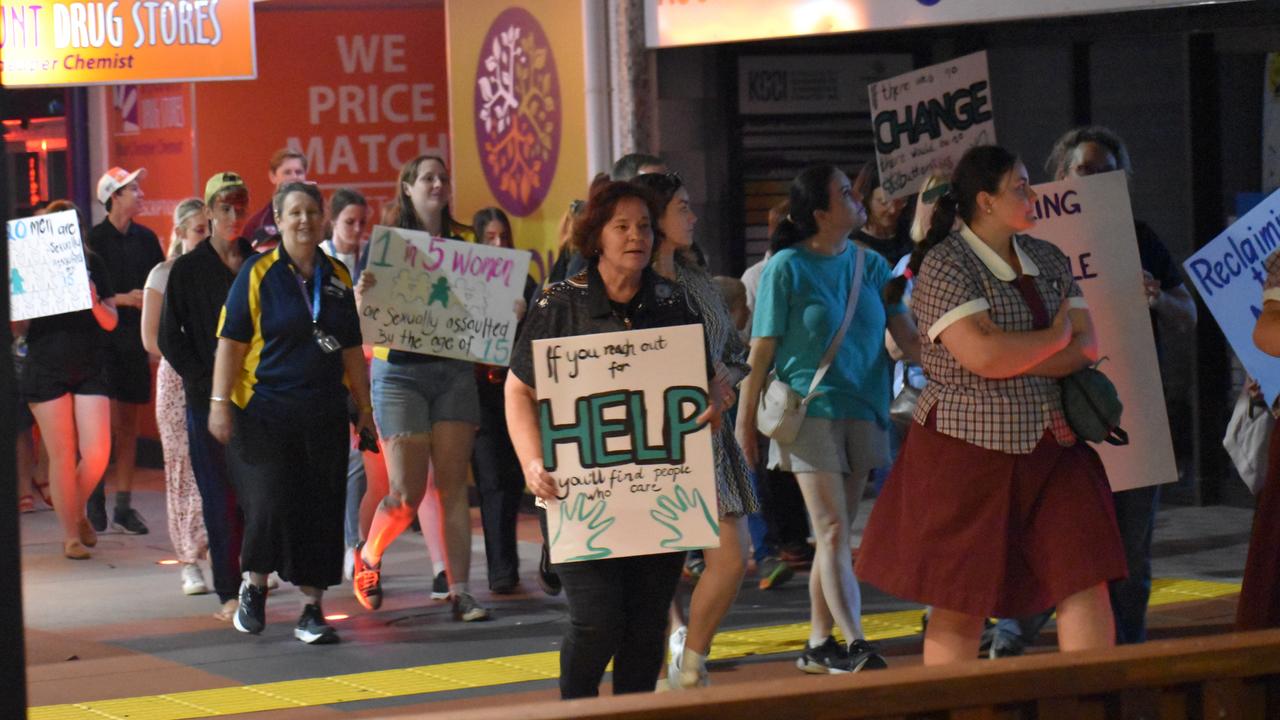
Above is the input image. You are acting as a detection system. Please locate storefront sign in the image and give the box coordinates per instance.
[1,0,256,87]
[738,54,912,115]
[646,0,1250,48]
[357,225,530,365]
[533,324,719,563]
[870,51,996,202]
[105,83,196,246]
[1030,172,1177,492]
[7,210,92,321]
[1184,187,1280,406]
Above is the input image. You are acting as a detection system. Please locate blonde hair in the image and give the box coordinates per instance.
[170,198,206,259]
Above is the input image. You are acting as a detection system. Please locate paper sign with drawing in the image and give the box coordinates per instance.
[7,210,92,322]
[868,50,996,201]
[358,225,531,365]
[532,324,720,563]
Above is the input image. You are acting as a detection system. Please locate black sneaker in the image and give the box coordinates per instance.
[537,544,561,596]
[86,485,107,533]
[233,581,267,635]
[451,591,491,622]
[430,570,449,600]
[848,639,888,671]
[294,604,339,644]
[351,543,382,611]
[112,507,149,535]
[985,629,1025,659]
[796,636,850,674]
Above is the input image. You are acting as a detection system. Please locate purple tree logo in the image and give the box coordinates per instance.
[474,7,561,217]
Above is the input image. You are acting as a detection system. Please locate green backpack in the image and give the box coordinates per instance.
[1060,359,1130,446]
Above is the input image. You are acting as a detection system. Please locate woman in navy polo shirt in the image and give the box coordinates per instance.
[208,181,373,645]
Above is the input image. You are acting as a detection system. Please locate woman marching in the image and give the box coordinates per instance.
[855,145,1127,663]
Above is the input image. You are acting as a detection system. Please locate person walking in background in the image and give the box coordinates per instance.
[242,148,308,250]
[86,167,164,536]
[142,198,211,594]
[159,172,255,620]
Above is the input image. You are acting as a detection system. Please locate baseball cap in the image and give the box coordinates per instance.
[204,171,248,205]
[96,167,146,204]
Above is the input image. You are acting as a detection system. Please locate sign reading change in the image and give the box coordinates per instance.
[869,50,996,201]
[533,324,719,563]
[7,209,92,321]
[359,225,531,365]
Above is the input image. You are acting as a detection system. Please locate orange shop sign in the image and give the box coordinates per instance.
[0,1,256,88]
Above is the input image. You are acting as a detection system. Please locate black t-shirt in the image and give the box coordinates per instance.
[854,229,911,266]
[87,218,164,352]
[26,252,113,372]
[1134,220,1183,351]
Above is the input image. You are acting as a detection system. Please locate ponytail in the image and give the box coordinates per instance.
[770,164,838,254]
[884,193,957,306]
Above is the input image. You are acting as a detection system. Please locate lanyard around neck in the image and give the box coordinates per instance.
[289,261,323,324]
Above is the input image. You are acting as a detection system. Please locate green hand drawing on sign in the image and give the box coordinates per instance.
[551,494,616,562]
[651,484,719,550]
[428,276,451,307]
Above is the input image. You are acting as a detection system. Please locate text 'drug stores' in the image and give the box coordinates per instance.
[533,324,720,563]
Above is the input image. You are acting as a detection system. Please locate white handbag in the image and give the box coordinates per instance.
[756,247,864,444]
[1223,386,1275,495]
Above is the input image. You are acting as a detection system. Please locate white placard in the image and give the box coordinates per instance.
[358,225,530,365]
[1030,172,1177,491]
[869,51,996,202]
[7,210,92,321]
[1183,187,1280,407]
[533,324,719,563]
[738,54,913,115]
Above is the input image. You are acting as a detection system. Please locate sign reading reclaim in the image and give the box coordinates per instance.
[1183,187,1280,406]
[7,209,92,321]
[359,225,531,365]
[533,324,719,563]
[1029,171,1176,492]
[868,50,996,201]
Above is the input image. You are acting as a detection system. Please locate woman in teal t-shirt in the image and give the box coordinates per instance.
[735,164,920,674]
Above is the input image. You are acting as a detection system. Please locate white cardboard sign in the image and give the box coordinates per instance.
[869,51,996,202]
[1182,187,1280,407]
[7,210,92,321]
[1030,171,1177,491]
[358,225,530,365]
[533,324,720,563]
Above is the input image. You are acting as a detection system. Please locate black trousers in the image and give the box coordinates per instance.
[227,407,348,589]
[553,552,685,699]
[472,377,524,588]
[187,406,243,603]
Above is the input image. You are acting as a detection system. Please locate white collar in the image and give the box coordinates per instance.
[957,222,1039,281]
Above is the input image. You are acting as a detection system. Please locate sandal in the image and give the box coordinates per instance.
[18,495,35,513]
[33,478,51,507]
[213,599,239,622]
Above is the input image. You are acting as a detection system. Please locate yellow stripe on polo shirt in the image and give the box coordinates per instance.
[230,251,282,410]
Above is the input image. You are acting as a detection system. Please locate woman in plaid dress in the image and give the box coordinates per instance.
[856,145,1127,664]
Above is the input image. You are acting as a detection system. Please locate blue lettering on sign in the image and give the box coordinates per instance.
[1187,209,1280,297]
[1033,190,1081,220]
[918,0,942,5]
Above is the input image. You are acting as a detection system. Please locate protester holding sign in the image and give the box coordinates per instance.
[856,145,1127,665]
[17,201,119,559]
[505,181,721,699]
[351,155,491,623]
[634,171,757,689]
[209,182,371,645]
[735,164,919,675]
[852,163,911,265]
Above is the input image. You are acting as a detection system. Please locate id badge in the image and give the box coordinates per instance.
[313,327,341,353]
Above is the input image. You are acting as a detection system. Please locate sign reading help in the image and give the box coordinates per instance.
[359,225,531,365]
[869,50,996,201]
[1029,171,1177,492]
[1183,187,1280,406]
[533,324,719,563]
[7,210,92,321]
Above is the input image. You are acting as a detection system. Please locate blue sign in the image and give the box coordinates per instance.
[1184,186,1280,405]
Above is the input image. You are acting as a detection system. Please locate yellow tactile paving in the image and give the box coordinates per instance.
[28,578,1242,720]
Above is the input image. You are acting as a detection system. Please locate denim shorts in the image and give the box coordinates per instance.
[769,416,888,478]
[370,358,480,438]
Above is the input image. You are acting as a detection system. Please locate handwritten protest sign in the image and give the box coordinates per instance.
[532,324,719,563]
[359,225,531,365]
[868,50,996,201]
[7,210,92,322]
[1030,171,1177,491]
[1183,187,1280,406]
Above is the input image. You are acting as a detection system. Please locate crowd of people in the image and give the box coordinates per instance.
[15,122,1280,701]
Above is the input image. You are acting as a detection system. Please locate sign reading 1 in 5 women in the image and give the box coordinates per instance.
[533,325,719,563]
[358,226,531,366]
[7,210,92,321]
[0,0,256,87]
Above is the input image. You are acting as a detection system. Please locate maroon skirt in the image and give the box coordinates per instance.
[856,414,1128,618]
[1237,422,1280,630]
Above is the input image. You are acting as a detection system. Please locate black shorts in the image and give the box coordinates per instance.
[106,344,153,404]
[22,358,111,404]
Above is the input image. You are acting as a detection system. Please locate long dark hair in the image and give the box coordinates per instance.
[769,164,839,254]
[630,172,700,266]
[393,155,470,238]
[884,145,1019,306]
[473,207,514,249]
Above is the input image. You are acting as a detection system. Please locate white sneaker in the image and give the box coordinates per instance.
[181,564,209,596]
[664,626,688,690]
